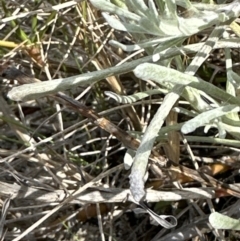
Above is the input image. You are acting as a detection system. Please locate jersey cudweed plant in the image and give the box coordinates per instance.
[89,0,240,229]
[7,0,240,230]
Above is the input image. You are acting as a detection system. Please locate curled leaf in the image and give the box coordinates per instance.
[130,199,177,229]
[105,89,165,104]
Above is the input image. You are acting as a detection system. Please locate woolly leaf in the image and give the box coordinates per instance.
[181,105,240,134]
[102,13,145,33]
[209,212,240,230]
[133,63,240,107]
[90,0,140,21]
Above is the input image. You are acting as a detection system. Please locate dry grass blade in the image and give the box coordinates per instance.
[0,180,219,203]
[11,164,124,241]
[0,197,11,240]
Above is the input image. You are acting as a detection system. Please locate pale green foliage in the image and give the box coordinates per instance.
[209,212,240,230]
[88,0,240,229]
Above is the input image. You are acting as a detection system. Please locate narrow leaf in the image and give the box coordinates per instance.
[133,63,240,107]
[90,0,140,21]
[181,105,240,134]
[102,13,145,33]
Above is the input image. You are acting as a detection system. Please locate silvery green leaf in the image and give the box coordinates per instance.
[105,89,165,104]
[160,0,180,35]
[209,212,240,230]
[127,0,163,26]
[176,0,194,9]
[155,0,165,14]
[133,63,240,107]
[10,41,240,102]
[183,87,210,112]
[8,55,153,101]
[130,103,167,203]
[217,1,240,22]
[148,0,159,22]
[129,167,146,202]
[125,1,145,17]
[110,36,184,52]
[174,54,185,72]
[134,63,209,110]
[173,107,196,117]
[159,10,221,37]
[164,0,177,17]
[158,123,184,137]
[159,17,181,36]
[139,17,165,36]
[92,0,240,39]
[90,0,140,21]
[128,0,159,24]
[181,105,240,134]
[180,135,240,147]
[218,122,240,140]
[111,0,127,9]
[216,122,227,139]
[134,63,195,85]
[222,116,240,127]
[153,37,185,57]
[127,0,149,16]
[188,1,240,23]
[102,13,145,33]
[130,92,180,203]
[181,13,220,34]
[184,13,218,35]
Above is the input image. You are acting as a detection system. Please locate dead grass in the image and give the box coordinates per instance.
[1,1,240,241]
